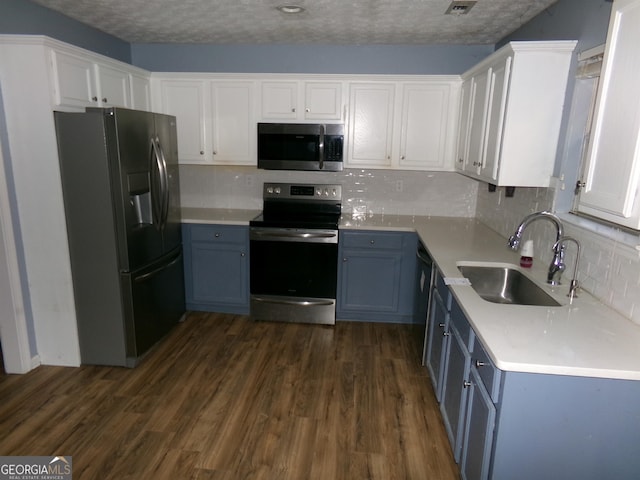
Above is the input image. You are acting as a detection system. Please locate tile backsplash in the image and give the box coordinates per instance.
[476,184,640,326]
[179,165,479,217]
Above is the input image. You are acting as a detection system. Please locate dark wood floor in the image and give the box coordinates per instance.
[0,313,458,479]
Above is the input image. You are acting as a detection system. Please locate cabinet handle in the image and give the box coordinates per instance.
[102,97,108,103]
[200,151,204,155]
[213,151,217,155]
[438,322,445,328]
[401,155,405,160]
[214,233,221,238]
[458,158,464,164]
[443,331,450,337]
[343,258,348,262]
[370,240,375,245]
[463,381,472,388]
[305,108,310,113]
[475,360,486,368]
[291,107,296,113]
[241,252,245,257]
[92,96,98,102]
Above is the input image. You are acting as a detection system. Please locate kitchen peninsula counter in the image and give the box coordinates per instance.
[181,208,640,381]
[342,213,640,382]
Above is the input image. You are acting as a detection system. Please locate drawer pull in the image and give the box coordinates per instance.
[443,331,450,337]
[463,381,472,388]
[475,360,486,368]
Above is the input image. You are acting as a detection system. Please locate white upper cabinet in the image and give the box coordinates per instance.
[154,76,256,165]
[455,41,576,187]
[158,79,209,163]
[130,72,152,111]
[260,80,344,121]
[577,0,640,229]
[211,81,255,165]
[51,48,150,111]
[347,79,460,170]
[347,82,396,167]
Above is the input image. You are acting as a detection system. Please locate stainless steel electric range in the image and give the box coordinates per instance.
[249,183,342,325]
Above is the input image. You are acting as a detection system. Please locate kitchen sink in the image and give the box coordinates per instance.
[457,264,562,307]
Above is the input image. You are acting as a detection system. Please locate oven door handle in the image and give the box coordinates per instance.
[252,297,335,307]
[251,230,338,240]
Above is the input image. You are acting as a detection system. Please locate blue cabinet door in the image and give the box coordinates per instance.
[441,319,471,463]
[461,367,495,480]
[183,224,249,314]
[337,230,418,323]
[425,286,450,402]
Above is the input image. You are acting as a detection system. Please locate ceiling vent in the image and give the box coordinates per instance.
[445,1,477,15]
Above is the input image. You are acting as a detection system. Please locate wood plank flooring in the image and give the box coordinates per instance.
[0,313,459,479]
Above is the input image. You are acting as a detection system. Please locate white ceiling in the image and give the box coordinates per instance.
[30,0,559,45]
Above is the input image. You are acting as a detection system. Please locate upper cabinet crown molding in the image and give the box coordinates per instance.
[455,40,577,187]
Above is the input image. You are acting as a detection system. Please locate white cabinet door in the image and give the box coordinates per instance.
[466,69,490,176]
[159,80,209,164]
[96,63,130,108]
[130,72,151,111]
[51,50,98,108]
[480,57,511,182]
[347,83,395,167]
[455,78,473,173]
[577,0,640,229]
[260,81,298,120]
[211,81,255,165]
[304,81,343,120]
[398,83,453,170]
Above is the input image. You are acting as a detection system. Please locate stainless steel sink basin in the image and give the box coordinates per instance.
[458,265,561,307]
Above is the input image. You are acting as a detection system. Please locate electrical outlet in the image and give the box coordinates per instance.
[395,180,403,193]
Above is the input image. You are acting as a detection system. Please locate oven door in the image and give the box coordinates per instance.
[249,227,338,325]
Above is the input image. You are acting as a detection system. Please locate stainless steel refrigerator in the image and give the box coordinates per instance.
[54,107,185,367]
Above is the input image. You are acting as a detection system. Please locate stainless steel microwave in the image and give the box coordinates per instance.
[257,123,344,172]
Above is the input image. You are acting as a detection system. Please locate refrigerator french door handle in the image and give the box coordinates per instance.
[149,138,163,228]
[154,136,170,229]
[134,250,183,283]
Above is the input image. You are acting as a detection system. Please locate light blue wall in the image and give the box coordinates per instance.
[498,0,612,200]
[498,0,612,51]
[0,0,131,62]
[130,43,494,74]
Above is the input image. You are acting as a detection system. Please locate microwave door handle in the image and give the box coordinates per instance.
[319,124,325,170]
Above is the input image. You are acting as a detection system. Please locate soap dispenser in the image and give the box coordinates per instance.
[520,240,534,268]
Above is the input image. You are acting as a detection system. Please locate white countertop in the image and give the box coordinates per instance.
[182,208,640,381]
[181,207,261,225]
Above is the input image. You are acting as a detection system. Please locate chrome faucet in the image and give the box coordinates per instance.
[553,236,581,303]
[507,211,566,285]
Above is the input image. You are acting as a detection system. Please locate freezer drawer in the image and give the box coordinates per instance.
[121,249,186,367]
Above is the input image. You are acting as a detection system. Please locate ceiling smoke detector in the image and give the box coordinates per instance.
[445,1,477,15]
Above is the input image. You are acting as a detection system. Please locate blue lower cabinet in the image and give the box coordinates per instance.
[182,224,249,314]
[425,274,451,402]
[337,230,418,323]
[433,282,640,480]
[460,367,495,480]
